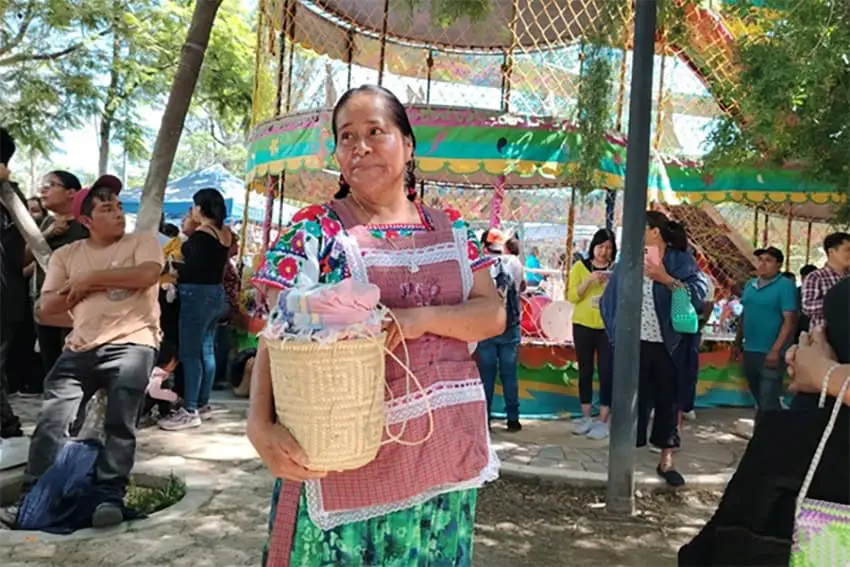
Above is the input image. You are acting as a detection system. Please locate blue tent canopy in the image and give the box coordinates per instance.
[122,164,239,220]
[122,164,297,225]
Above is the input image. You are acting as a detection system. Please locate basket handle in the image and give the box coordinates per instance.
[379,307,435,447]
[795,370,850,516]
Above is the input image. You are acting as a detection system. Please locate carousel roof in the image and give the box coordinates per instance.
[302,0,605,51]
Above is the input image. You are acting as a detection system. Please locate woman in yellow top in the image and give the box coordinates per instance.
[567,228,616,439]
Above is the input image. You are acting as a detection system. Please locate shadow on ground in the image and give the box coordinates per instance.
[474,478,719,567]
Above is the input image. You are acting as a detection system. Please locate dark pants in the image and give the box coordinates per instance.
[7,305,43,394]
[476,324,521,422]
[742,351,785,413]
[214,321,233,386]
[24,343,155,495]
[637,341,680,449]
[572,323,612,407]
[36,324,71,376]
[0,315,22,435]
[179,284,225,411]
[675,333,701,413]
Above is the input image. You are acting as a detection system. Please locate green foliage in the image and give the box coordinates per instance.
[703,0,850,222]
[0,0,113,153]
[1,0,254,171]
[573,52,614,195]
[398,0,491,29]
[125,474,186,515]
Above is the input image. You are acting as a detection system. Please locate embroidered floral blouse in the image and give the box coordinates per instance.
[253,202,492,291]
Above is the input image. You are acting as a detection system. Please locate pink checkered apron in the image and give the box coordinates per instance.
[265,200,495,566]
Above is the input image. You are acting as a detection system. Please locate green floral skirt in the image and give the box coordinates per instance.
[263,480,477,566]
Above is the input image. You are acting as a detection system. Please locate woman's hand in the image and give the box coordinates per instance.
[786,328,838,394]
[384,307,432,352]
[248,420,327,481]
[644,260,672,284]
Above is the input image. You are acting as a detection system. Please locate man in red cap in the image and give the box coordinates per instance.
[20,175,164,528]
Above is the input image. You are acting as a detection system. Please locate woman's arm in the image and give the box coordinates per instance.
[247,289,281,434]
[422,269,506,342]
[246,287,327,480]
[387,268,506,349]
[567,263,592,303]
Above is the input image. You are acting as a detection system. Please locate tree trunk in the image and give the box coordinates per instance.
[135,0,224,232]
[98,117,112,176]
[99,33,122,176]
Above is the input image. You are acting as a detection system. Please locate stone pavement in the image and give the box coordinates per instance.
[1,393,746,565]
[490,407,749,486]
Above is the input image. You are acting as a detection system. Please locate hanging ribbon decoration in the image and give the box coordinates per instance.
[489,175,507,229]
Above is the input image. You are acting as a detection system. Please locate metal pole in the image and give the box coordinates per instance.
[752,206,759,247]
[377,0,390,85]
[784,206,792,272]
[805,221,812,264]
[606,0,657,516]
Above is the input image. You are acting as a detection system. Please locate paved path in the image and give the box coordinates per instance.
[2,393,740,565]
[491,407,749,486]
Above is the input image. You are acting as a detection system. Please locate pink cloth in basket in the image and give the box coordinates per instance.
[284,279,381,329]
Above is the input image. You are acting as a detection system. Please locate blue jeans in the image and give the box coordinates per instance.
[476,325,521,422]
[742,351,785,413]
[179,284,225,411]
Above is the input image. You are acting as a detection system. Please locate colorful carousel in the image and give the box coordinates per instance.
[243,0,843,418]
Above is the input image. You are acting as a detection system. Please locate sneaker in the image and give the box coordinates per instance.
[682,410,697,421]
[572,417,593,436]
[198,404,213,419]
[91,502,123,528]
[586,421,609,440]
[506,420,522,432]
[158,407,201,431]
[0,505,19,528]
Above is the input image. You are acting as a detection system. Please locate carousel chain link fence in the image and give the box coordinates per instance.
[247,0,828,297]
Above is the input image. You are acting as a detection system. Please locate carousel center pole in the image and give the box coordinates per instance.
[606,0,657,516]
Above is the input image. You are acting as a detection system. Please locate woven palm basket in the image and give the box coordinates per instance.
[264,334,387,472]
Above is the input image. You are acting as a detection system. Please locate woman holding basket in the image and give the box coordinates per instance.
[249,85,506,566]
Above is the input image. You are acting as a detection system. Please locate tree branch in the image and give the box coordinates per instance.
[0,1,36,58]
[0,27,111,67]
[208,118,229,146]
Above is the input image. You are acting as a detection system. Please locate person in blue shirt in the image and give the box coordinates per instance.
[601,211,708,487]
[524,246,543,287]
[732,246,798,415]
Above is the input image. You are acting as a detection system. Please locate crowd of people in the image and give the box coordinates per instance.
[0,126,250,530]
[2,78,850,563]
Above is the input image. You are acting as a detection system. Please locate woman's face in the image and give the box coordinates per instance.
[645,225,663,247]
[182,212,198,235]
[40,173,73,212]
[594,240,613,263]
[27,199,44,221]
[334,93,413,201]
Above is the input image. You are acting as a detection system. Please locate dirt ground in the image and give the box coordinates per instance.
[474,478,719,567]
